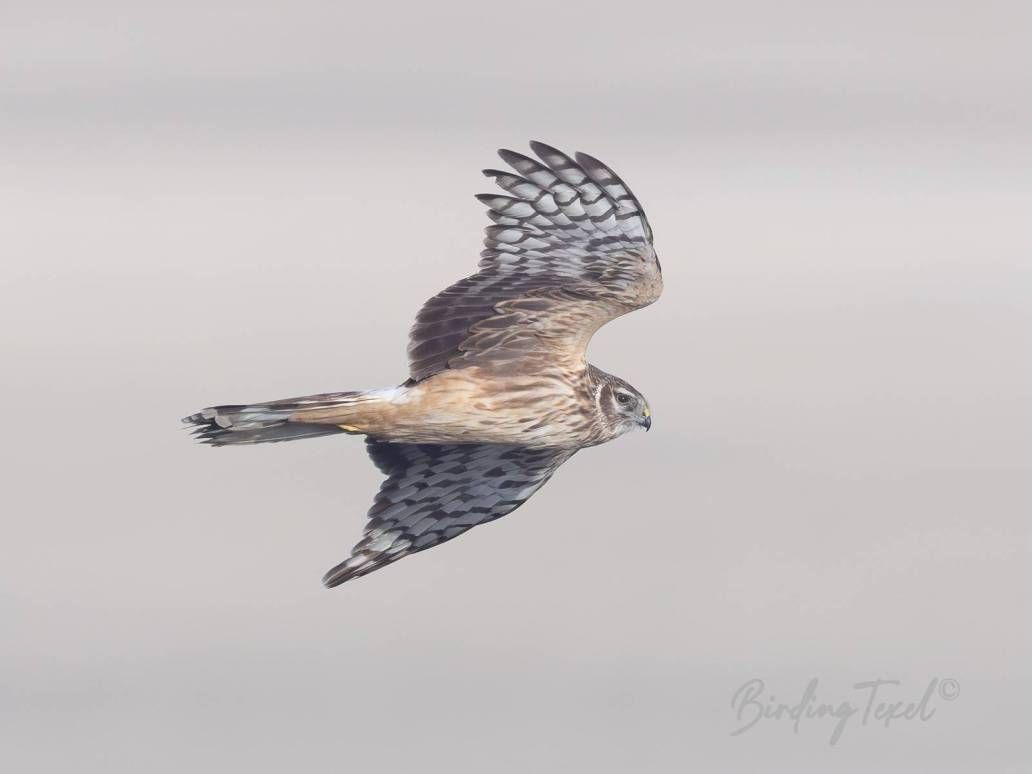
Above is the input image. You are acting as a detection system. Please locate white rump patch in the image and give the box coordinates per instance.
[367,386,411,405]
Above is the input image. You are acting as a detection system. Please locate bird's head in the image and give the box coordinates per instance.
[599,376,652,435]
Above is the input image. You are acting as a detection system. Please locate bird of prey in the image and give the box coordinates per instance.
[184,141,662,586]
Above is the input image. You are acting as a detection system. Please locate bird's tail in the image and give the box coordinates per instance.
[182,390,392,446]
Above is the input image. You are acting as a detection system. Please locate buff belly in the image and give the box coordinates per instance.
[298,368,594,447]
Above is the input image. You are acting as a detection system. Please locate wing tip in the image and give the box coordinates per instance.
[321,567,350,588]
[573,150,607,172]
[322,552,396,588]
[497,147,541,169]
[528,139,564,159]
[322,558,361,588]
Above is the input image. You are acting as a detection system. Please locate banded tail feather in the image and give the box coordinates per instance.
[182,390,395,446]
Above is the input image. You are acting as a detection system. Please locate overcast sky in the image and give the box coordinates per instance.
[2,2,1030,772]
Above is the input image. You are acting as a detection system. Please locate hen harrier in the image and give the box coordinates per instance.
[185,141,662,586]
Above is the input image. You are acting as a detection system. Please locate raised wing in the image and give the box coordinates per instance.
[322,441,575,586]
[407,141,662,381]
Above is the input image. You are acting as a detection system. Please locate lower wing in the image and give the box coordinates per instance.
[323,440,576,586]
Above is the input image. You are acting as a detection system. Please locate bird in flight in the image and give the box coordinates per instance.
[184,142,662,586]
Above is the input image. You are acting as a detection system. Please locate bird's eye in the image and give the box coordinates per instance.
[616,393,631,405]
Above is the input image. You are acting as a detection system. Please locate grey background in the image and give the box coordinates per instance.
[2,1,1030,771]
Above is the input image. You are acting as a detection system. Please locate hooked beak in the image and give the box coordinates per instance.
[640,406,652,432]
